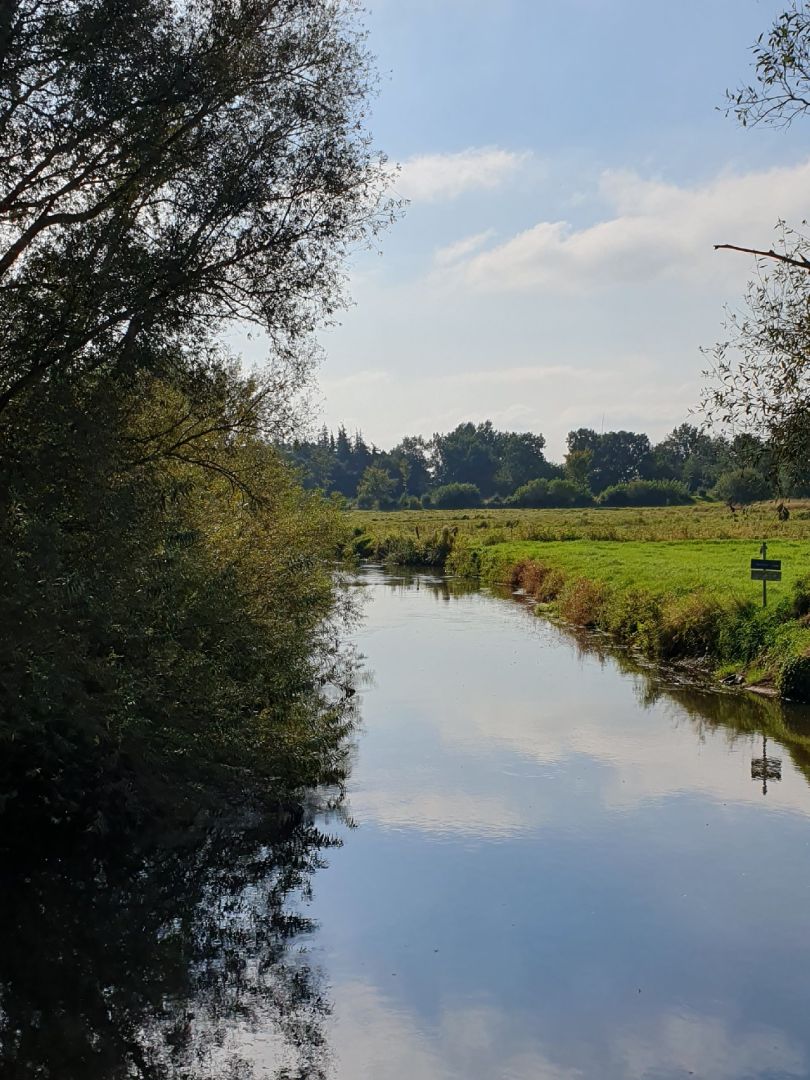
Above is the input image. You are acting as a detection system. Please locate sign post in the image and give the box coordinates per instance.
[750,542,781,607]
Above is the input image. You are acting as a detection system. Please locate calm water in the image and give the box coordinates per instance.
[5,566,810,1079]
[311,568,810,1080]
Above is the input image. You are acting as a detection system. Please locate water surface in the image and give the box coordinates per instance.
[313,567,810,1080]
[5,566,810,1080]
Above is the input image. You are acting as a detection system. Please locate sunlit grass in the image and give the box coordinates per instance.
[349,502,810,546]
[472,539,810,604]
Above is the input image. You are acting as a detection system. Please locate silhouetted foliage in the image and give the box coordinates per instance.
[427,482,483,509]
[286,419,786,508]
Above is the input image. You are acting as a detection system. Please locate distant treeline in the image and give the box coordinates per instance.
[284,421,806,509]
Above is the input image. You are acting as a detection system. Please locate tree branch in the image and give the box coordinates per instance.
[714,242,810,271]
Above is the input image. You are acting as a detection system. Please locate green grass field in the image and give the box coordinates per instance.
[467,539,810,604]
[348,502,810,548]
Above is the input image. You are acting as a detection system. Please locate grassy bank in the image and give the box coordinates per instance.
[343,505,810,701]
[447,538,810,701]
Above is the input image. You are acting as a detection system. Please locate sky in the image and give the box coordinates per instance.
[271,0,808,459]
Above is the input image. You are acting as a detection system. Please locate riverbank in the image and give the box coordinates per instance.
[448,538,810,702]
[344,506,810,701]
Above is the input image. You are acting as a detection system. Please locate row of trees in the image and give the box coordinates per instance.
[285,420,795,509]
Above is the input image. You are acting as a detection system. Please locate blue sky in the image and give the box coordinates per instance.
[306,0,805,457]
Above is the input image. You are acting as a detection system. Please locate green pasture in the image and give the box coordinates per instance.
[470,539,810,604]
[348,502,810,547]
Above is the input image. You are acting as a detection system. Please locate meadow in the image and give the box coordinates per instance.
[347,501,810,553]
[344,504,810,700]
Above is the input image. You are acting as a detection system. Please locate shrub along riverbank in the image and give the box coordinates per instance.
[345,506,810,701]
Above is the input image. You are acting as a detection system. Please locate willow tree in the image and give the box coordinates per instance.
[0,0,394,413]
[0,0,394,825]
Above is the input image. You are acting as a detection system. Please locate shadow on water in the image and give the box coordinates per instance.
[0,807,345,1080]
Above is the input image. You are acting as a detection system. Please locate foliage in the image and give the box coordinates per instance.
[0,0,394,415]
[705,6,810,479]
[777,640,810,700]
[0,0,390,826]
[289,419,779,507]
[356,465,397,509]
[506,478,553,508]
[507,477,593,508]
[427,482,483,509]
[565,429,653,492]
[430,422,550,497]
[598,479,692,507]
[0,369,355,827]
[710,468,773,504]
[728,3,810,129]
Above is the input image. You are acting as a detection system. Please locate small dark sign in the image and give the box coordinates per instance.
[751,558,782,571]
[751,569,782,581]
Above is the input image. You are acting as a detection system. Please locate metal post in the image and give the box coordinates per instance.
[761,541,767,608]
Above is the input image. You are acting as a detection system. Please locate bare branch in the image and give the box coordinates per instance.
[714,242,810,271]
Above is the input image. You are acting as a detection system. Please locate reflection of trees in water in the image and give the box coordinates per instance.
[0,809,343,1080]
[376,567,480,602]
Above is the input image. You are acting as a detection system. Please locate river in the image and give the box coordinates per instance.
[4,565,810,1079]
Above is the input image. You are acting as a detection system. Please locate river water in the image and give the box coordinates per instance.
[4,565,810,1079]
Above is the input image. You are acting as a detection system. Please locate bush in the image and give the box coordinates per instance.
[507,477,592,508]
[427,483,482,509]
[598,479,692,507]
[710,468,772,504]
[507,478,550,507]
[547,479,593,507]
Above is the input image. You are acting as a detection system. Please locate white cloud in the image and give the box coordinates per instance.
[446,159,810,292]
[434,229,496,266]
[393,147,529,202]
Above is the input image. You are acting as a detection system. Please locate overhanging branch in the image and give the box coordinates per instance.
[714,242,810,271]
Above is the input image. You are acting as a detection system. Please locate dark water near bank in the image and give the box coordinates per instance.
[5,566,810,1079]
